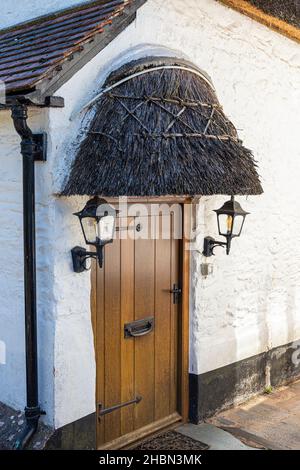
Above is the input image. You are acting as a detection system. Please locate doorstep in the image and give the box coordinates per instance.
[177,423,256,450]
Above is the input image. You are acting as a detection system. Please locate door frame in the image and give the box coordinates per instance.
[91,196,192,448]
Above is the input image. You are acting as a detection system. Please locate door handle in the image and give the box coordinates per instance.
[124,317,154,338]
[98,395,142,420]
[170,284,182,304]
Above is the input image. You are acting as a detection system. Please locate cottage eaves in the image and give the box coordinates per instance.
[0,0,299,108]
[0,0,147,106]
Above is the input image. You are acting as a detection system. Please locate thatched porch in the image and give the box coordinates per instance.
[62,57,263,197]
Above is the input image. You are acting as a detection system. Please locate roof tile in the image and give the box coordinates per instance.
[0,0,136,95]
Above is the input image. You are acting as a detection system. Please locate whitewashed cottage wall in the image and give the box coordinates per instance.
[0,108,56,423]
[0,0,299,428]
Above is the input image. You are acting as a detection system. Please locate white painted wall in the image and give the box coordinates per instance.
[0,0,300,428]
[0,108,55,422]
[0,0,88,29]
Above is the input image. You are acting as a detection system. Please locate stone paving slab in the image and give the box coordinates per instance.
[177,423,256,450]
[209,379,300,450]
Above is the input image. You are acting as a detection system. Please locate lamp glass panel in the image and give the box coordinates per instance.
[81,217,97,244]
[217,214,233,237]
[97,215,115,242]
[232,215,244,237]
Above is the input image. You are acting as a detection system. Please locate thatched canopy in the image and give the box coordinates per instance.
[62,57,263,197]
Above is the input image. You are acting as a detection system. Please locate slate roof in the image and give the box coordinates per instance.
[0,0,146,104]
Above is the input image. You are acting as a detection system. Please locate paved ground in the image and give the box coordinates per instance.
[208,379,300,450]
[1,379,300,449]
[0,402,51,450]
[177,423,256,450]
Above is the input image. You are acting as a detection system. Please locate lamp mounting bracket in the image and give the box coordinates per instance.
[72,245,105,272]
[203,236,226,257]
[71,246,88,273]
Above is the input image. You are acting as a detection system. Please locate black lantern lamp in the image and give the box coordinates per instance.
[203,196,249,257]
[71,197,117,272]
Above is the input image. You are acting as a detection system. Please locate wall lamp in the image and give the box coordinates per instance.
[203,196,249,257]
[72,197,117,273]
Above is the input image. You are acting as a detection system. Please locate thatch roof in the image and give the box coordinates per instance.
[247,0,300,29]
[62,57,263,197]
[218,1,300,43]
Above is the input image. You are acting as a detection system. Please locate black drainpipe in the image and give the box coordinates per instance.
[11,103,45,449]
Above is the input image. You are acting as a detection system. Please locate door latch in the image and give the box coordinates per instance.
[170,284,182,304]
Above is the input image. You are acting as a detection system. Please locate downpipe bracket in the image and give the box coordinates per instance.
[25,405,45,420]
[32,133,47,162]
[20,133,47,162]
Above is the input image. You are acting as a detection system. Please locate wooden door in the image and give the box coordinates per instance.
[93,205,182,449]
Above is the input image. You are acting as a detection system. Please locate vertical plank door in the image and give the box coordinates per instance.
[95,208,181,448]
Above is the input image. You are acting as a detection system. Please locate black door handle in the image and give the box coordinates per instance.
[124,317,154,338]
[98,395,142,419]
[170,284,182,304]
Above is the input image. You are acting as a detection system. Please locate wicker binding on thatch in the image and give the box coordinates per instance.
[62,57,263,197]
